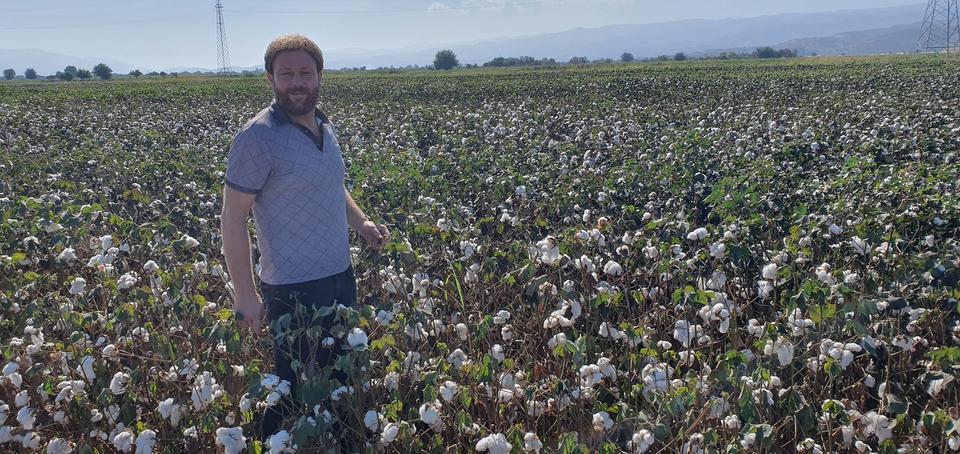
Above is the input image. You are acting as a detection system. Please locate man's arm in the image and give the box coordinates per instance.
[345,187,369,231]
[345,187,391,250]
[221,186,264,330]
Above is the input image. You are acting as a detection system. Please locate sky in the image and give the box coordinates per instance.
[0,0,923,70]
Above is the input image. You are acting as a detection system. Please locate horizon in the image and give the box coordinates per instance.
[0,0,923,72]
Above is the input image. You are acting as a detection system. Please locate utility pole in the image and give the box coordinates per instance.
[918,0,960,52]
[216,0,232,75]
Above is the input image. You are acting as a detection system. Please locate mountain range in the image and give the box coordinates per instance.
[0,3,929,75]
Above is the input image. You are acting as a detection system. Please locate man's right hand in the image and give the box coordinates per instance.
[234,294,266,331]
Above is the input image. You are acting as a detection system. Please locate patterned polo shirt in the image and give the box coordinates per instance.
[224,100,351,286]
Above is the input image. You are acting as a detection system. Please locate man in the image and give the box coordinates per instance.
[220,34,389,442]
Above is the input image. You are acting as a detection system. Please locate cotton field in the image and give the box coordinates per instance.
[0,57,959,452]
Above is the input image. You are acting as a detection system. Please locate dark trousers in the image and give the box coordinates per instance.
[257,264,357,441]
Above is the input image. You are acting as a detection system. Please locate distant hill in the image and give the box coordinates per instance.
[774,22,921,56]
[696,23,922,58]
[1,3,929,73]
[322,3,927,68]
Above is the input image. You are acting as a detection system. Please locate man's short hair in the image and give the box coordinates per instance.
[264,34,324,74]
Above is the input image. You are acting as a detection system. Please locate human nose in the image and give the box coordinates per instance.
[289,74,307,88]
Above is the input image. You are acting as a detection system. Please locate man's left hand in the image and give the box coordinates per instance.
[359,220,391,251]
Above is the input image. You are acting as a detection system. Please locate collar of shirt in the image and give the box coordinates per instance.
[268,100,329,151]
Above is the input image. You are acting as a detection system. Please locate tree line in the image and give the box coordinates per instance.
[428,46,799,71]
[2,46,802,81]
[0,64,178,81]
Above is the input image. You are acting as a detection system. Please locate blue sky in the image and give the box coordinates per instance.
[0,0,923,69]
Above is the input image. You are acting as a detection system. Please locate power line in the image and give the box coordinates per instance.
[0,0,201,14]
[0,13,197,31]
[226,0,570,15]
[0,0,571,32]
[0,0,140,14]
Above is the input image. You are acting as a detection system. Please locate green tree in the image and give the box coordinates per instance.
[433,50,459,70]
[673,52,687,61]
[92,63,113,80]
[64,66,79,78]
[77,69,92,80]
[57,71,74,81]
[568,56,589,65]
[24,68,37,79]
[2,69,14,80]
[129,69,143,77]
[620,52,634,63]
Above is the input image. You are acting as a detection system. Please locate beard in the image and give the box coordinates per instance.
[273,83,319,117]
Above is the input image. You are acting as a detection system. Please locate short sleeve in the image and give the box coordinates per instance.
[225,129,271,194]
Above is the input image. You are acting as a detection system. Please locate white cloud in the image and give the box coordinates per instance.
[427,2,452,11]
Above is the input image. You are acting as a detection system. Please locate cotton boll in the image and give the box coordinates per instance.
[2,362,18,376]
[491,344,505,362]
[535,236,560,265]
[77,355,96,383]
[68,277,86,295]
[16,407,35,430]
[0,427,14,444]
[629,430,655,453]
[724,415,741,430]
[157,398,182,427]
[476,433,512,454]
[20,431,41,450]
[14,391,29,407]
[46,437,72,454]
[774,337,794,366]
[347,328,368,348]
[492,310,511,325]
[380,423,399,444]
[135,429,157,454]
[672,320,703,347]
[687,227,708,241]
[440,380,459,403]
[448,349,468,369]
[265,430,295,454]
[757,280,774,300]
[762,263,778,280]
[117,272,138,290]
[112,429,135,453]
[862,411,895,441]
[419,401,442,427]
[181,235,200,248]
[57,248,77,263]
[849,236,870,255]
[214,427,247,454]
[329,386,354,402]
[363,410,383,432]
[603,260,623,276]
[592,411,614,431]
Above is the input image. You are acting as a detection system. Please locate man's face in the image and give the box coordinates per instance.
[267,50,320,116]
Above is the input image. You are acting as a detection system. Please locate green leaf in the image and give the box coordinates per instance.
[370,335,396,351]
[928,347,960,367]
[886,394,908,415]
[809,304,836,324]
[653,423,671,440]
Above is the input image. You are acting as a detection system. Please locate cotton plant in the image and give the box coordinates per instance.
[2,56,959,453]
